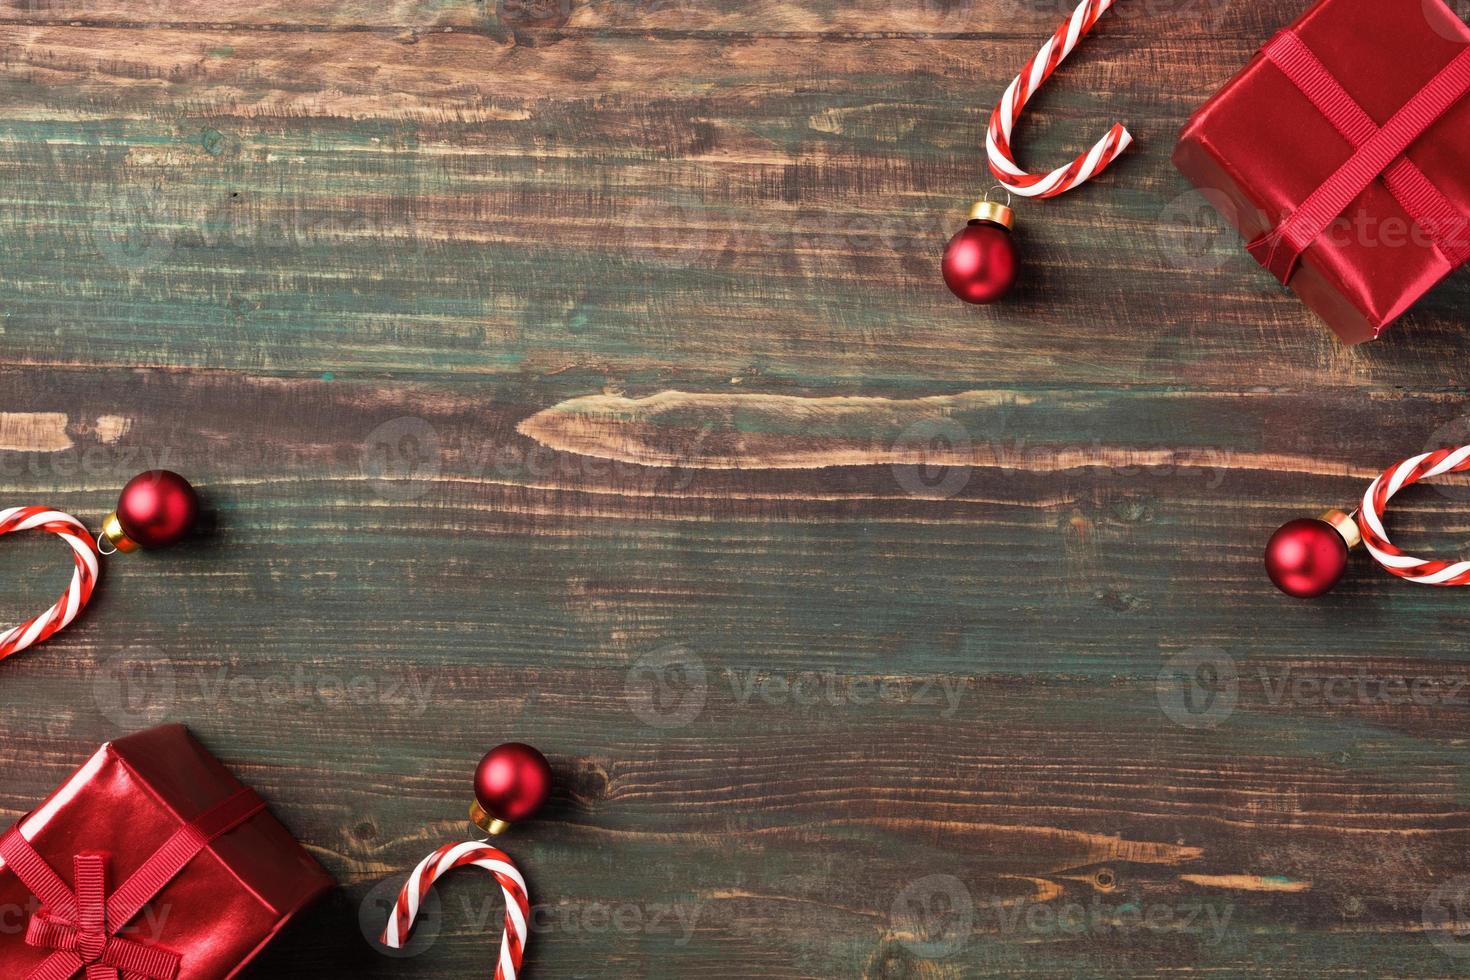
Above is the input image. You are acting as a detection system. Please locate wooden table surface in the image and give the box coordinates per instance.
[2,0,1470,975]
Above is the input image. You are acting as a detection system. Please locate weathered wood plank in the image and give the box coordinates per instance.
[0,0,1291,35]
[2,1,1470,976]
[0,0,482,28]
[0,26,1463,388]
[5,368,1470,669]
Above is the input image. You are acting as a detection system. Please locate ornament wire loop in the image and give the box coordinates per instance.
[97,532,117,557]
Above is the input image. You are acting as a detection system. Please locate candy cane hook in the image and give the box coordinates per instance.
[0,472,199,665]
[1266,446,1470,596]
[0,507,98,662]
[382,841,531,980]
[986,0,1134,198]
[1358,446,1470,586]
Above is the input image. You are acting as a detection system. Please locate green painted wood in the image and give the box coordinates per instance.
[1,2,1469,976]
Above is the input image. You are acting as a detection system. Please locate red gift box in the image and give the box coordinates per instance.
[0,725,334,979]
[1173,0,1470,343]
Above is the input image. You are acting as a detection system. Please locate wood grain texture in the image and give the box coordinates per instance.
[1,0,1469,976]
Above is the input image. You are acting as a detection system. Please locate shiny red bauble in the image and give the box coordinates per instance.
[474,742,552,826]
[1265,518,1348,598]
[110,470,199,551]
[942,204,1018,304]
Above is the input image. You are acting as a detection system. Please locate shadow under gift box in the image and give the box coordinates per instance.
[0,724,334,980]
[1173,0,1470,343]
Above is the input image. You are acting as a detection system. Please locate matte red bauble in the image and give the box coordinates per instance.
[103,470,199,553]
[470,742,552,835]
[942,200,1019,304]
[1265,517,1349,598]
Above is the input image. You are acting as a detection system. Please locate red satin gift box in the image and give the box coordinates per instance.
[0,725,334,980]
[1174,0,1470,343]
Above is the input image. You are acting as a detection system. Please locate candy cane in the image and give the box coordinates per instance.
[986,0,1133,198]
[0,507,98,662]
[382,840,530,980]
[1357,446,1470,585]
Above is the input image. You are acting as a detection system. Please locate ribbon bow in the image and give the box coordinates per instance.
[0,787,266,980]
[22,854,180,980]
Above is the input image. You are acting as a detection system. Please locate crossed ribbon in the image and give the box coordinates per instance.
[17,853,180,980]
[1248,35,1470,283]
[0,787,265,980]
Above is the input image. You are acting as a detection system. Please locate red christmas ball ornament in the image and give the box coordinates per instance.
[942,198,1019,304]
[0,470,204,663]
[102,470,199,554]
[383,745,551,973]
[1265,510,1358,598]
[470,742,552,836]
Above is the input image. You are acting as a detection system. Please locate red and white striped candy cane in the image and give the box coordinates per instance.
[1357,446,1470,585]
[382,840,531,980]
[0,507,98,662]
[986,0,1133,198]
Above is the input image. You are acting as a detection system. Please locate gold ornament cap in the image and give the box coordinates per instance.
[1319,509,1361,550]
[967,199,1015,230]
[100,512,139,553]
[469,800,510,836]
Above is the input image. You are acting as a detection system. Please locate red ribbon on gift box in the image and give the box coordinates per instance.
[0,788,264,980]
[1248,31,1470,283]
